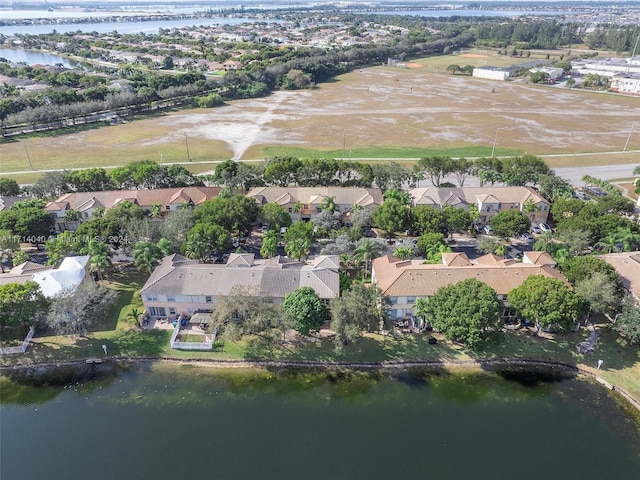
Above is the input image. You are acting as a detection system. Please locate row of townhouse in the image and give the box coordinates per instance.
[44,187,220,232]
[372,251,562,321]
[41,185,551,232]
[140,253,341,319]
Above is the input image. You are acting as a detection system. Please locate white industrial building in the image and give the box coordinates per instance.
[571,56,640,78]
[529,66,564,81]
[472,66,510,81]
[611,74,640,95]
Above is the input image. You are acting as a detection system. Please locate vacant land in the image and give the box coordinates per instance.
[2,49,639,176]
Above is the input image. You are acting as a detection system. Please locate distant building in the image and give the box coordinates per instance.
[247,187,383,224]
[45,187,220,232]
[610,74,640,95]
[409,186,550,225]
[571,56,640,78]
[529,67,564,81]
[472,66,510,81]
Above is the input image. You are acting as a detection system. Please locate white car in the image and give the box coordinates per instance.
[538,223,552,233]
[483,225,494,235]
[574,191,590,201]
[530,224,541,234]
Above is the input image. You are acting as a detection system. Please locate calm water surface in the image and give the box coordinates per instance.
[1,365,639,480]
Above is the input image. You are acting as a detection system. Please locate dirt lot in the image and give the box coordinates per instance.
[2,53,640,174]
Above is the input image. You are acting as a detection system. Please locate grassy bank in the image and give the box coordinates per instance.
[1,269,638,401]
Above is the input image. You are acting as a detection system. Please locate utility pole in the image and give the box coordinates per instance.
[23,141,34,170]
[184,133,191,162]
[623,122,637,152]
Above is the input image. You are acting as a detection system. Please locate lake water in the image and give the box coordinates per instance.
[0,48,77,68]
[1,364,639,480]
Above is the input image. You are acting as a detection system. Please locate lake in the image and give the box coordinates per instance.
[0,48,78,68]
[1,364,639,480]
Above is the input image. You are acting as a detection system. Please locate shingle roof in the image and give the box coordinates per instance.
[141,254,340,299]
[409,186,548,208]
[598,251,640,299]
[247,187,383,209]
[372,254,566,297]
[45,187,220,212]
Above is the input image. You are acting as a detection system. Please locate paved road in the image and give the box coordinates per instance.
[4,157,638,187]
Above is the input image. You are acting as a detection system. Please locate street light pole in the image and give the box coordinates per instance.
[623,122,637,152]
[491,127,502,158]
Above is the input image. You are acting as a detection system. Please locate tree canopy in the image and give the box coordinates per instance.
[508,275,583,332]
[416,278,503,350]
[282,286,328,336]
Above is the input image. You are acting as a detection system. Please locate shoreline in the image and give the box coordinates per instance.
[2,356,639,412]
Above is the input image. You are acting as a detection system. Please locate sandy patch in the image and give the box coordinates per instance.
[459,53,488,58]
[405,62,424,68]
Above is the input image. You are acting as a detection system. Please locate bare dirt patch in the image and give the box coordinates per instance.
[459,53,488,58]
[405,62,424,68]
[2,57,640,172]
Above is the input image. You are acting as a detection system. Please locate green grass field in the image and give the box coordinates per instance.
[2,47,639,176]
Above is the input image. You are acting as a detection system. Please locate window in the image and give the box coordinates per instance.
[205,296,212,303]
[407,297,415,304]
[83,212,89,218]
[149,307,166,317]
[166,295,175,302]
[303,204,308,209]
[146,294,158,302]
[390,296,398,305]
[288,207,292,213]
[169,307,176,315]
[165,205,171,210]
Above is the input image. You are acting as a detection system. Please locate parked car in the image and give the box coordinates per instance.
[585,186,607,197]
[261,224,270,233]
[280,226,288,235]
[232,238,240,248]
[574,191,590,201]
[483,224,494,235]
[530,224,541,234]
[538,223,552,233]
[473,223,483,233]
[521,232,534,242]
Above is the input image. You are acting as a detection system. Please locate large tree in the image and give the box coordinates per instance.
[372,199,410,235]
[182,223,231,262]
[260,202,292,231]
[330,284,389,352]
[490,210,531,238]
[194,195,259,237]
[0,281,49,330]
[508,275,584,333]
[282,286,328,336]
[47,281,117,336]
[0,177,20,196]
[575,272,621,320]
[613,297,640,345]
[415,156,453,187]
[416,278,503,350]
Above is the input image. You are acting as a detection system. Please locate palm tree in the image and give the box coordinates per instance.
[595,232,621,253]
[533,231,555,253]
[128,308,141,327]
[354,238,381,280]
[134,241,162,273]
[150,202,163,218]
[156,238,173,257]
[182,237,209,262]
[615,227,640,252]
[87,240,112,281]
[393,246,414,260]
[323,196,338,212]
[285,237,311,261]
